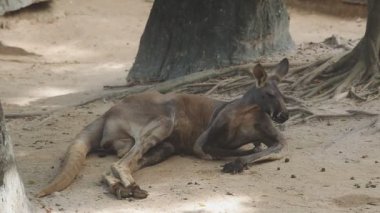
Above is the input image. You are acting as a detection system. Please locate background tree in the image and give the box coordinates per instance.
[293,0,380,99]
[0,102,31,213]
[0,0,49,15]
[127,0,294,84]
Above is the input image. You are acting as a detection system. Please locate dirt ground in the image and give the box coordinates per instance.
[1,0,380,212]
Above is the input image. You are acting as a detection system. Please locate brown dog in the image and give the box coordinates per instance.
[37,58,289,199]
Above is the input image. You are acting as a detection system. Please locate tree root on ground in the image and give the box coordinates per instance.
[290,37,380,100]
[287,107,379,125]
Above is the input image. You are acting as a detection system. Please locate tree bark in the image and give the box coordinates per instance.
[127,0,294,83]
[0,0,50,15]
[0,102,31,213]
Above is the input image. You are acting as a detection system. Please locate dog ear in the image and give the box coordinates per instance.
[271,58,289,83]
[252,63,268,88]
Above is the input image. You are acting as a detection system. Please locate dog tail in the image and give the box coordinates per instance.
[37,116,104,197]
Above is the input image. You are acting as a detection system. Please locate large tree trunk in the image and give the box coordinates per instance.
[127,0,294,83]
[294,0,380,99]
[0,0,49,15]
[0,102,31,213]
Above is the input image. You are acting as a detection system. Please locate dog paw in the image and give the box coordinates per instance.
[131,185,148,199]
[112,183,148,200]
[222,160,247,174]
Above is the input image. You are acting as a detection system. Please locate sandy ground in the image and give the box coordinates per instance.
[1,0,380,212]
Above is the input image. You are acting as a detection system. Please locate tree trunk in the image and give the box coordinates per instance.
[295,0,380,99]
[0,0,50,15]
[127,0,294,83]
[0,102,31,213]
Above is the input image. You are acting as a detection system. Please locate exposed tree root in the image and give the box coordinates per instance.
[292,0,380,100]
[287,107,379,125]
[292,44,380,100]
[347,87,367,101]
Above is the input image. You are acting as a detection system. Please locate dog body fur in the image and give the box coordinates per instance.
[38,59,290,199]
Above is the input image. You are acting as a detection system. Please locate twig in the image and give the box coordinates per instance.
[218,80,254,93]
[5,111,55,119]
[284,96,306,106]
[222,77,251,89]
[287,106,379,125]
[287,107,314,116]
[345,110,378,116]
[186,83,216,87]
[290,55,333,75]
[306,110,378,122]
[104,85,131,90]
[82,62,266,105]
[206,77,248,95]
[342,0,367,5]
[347,87,367,101]
[205,80,226,95]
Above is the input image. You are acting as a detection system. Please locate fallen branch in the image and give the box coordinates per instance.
[75,62,264,106]
[4,111,54,119]
[284,96,306,106]
[103,84,131,90]
[288,108,379,125]
[218,80,254,93]
[289,55,333,75]
[205,80,226,95]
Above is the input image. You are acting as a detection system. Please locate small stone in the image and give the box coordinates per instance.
[375,161,378,164]
[183,198,188,200]
[284,158,290,163]
[362,155,368,159]
[226,192,233,196]
[58,208,64,211]
[187,182,192,185]
[97,153,107,158]
[365,181,376,188]
[354,184,360,188]
[290,174,296,178]
[320,168,326,172]
[55,203,61,207]
[27,180,36,185]
[277,167,280,171]
[350,177,355,180]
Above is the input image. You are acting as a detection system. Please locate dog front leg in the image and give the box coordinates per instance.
[222,123,287,174]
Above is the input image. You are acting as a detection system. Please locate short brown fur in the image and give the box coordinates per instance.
[37,59,290,199]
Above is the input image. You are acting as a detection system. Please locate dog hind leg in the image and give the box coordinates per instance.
[109,117,174,199]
